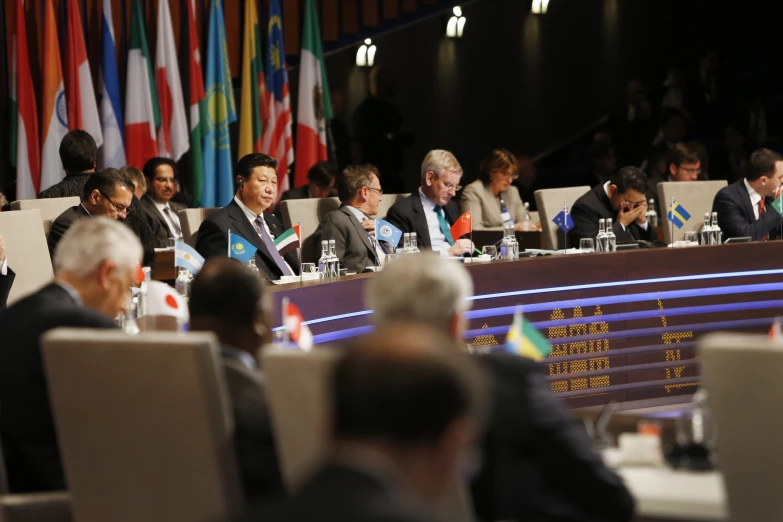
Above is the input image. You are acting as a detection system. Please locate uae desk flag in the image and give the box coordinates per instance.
[274,225,301,255]
[505,309,551,361]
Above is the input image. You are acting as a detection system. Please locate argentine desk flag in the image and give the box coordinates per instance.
[552,204,575,233]
[667,198,691,229]
[375,218,403,246]
[229,231,258,263]
[175,241,204,274]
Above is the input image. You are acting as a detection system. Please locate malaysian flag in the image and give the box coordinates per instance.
[262,0,295,201]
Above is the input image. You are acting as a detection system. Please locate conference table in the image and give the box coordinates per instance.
[266,241,783,408]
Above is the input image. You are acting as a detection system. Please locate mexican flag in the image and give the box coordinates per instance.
[274,224,301,255]
[124,0,160,169]
[293,0,333,188]
[185,0,206,205]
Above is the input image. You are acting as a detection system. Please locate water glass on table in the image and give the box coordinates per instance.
[481,245,498,260]
[684,231,698,245]
[579,238,595,252]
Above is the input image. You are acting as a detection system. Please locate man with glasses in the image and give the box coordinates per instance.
[569,166,657,246]
[139,158,186,245]
[313,165,389,273]
[47,169,135,259]
[648,144,701,191]
[385,149,474,256]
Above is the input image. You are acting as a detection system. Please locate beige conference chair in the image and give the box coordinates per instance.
[657,180,727,244]
[278,198,340,262]
[42,329,244,522]
[0,209,53,306]
[376,193,410,219]
[534,186,590,250]
[10,197,79,237]
[699,332,783,522]
[261,348,475,522]
[177,208,219,247]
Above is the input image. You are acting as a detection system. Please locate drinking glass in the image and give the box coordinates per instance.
[481,245,498,260]
[301,263,317,273]
[684,231,698,244]
[579,238,595,252]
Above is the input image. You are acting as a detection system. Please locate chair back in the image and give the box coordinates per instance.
[10,197,80,237]
[699,332,781,522]
[534,186,590,249]
[657,181,728,244]
[278,198,341,262]
[0,210,53,306]
[177,208,219,247]
[42,329,243,522]
[0,492,71,522]
[376,193,410,219]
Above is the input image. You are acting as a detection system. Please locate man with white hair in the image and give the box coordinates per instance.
[0,218,142,493]
[367,255,635,522]
[385,150,474,256]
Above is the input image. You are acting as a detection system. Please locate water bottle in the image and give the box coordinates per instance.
[329,240,340,277]
[596,219,607,252]
[700,213,712,245]
[175,268,193,299]
[522,202,532,231]
[605,218,617,252]
[409,232,421,254]
[500,224,515,260]
[246,258,260,274]
[508,228,519,259]
[646,199,658,228]
[399,233,412,254]
[137,267,152,318]
[710,212,722,245]
[318,240,330,277]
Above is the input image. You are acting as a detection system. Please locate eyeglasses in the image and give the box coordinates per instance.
[367,187,383,195]
[679,166,702,175]
[498,172,519,180]
[153,177,176,185]
[98,190,129,215]
[443,181,462,192]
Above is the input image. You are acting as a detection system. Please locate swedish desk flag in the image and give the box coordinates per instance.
[667,199,691,229]
[229,232,258,263]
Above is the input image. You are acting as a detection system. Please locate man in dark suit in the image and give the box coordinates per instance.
[139,158,186,245]
[273,162,338,222]
[367,255,635,522]
[235,326,487,522]
[713,148,783,241]
[38,130,97,199]
[313,165,388,273]
[569,166,657,246]
[195,153,299,281]
[0,233,13,311]
[48,169,135,259]
[189,258,283,502]
[385,149,474,256]
[0,218,143,493]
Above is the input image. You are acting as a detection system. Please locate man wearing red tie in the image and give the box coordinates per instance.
[713,148,783,241]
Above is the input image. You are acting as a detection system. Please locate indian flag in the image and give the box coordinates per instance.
[41,0,67,192]
[505,309,551,361]
[294,0,333,188]
[283,299,312,351]
[274,224,301,255]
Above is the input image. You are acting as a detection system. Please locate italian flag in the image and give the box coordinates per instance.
[155,0,189,161]
[273,224,301,255]
[65,0,102,148]
[294,0,333,188]
[283,299,313,351]
[238,0,268,159]
[125,0,160,169]
[41,0,67,192]
[186,0,207,204]
[11,0,40,199]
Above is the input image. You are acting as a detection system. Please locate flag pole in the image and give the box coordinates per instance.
[281,296,290,344]
[298,221,303,284]
[563,203,567,254]
[670,197,675,246]
[227,228,231,257]
[469,207,474,257]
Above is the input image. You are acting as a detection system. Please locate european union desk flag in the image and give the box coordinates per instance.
[505,309,551,361]
[375,218,403,246]
[175,241,205,274]
[667,198,691,229]
[552,204,575,233]
[229,231,258,263]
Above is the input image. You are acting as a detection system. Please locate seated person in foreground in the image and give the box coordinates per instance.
[189,258,283,502]
[713,147,783,241]
[195,153,299,281]
[366,254,635,522]
[234,326,488,522]
[0,218,142,493]
[568,166,657,245]
[0,233,14,311]
[384,149,474,256]
[313,164,389,273]
[460,148,540,231]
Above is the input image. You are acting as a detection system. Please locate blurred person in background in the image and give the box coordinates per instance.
[38,130,97,199]
[514,155,539,211]
[0,233,14,311]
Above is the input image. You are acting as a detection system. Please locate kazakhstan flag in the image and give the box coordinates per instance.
[229,232,258,263]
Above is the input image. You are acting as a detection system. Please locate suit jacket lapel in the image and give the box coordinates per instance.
[735,181,757,223]
[444,201,459,225]
[412,195,433,247]
[228,201,275,264]
[341,206,376,256]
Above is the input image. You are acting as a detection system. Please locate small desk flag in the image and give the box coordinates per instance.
[552,205,575,233]
[450,211,472,240]
[667,199,691,229]
[175,241,205,274]
[375,218,403,246]
[284,300,313,351]
[274,225,301,255]
[229,232,258,263]
[505,309,551,361]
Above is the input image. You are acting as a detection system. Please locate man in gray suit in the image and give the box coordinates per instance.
[313,164,389,273]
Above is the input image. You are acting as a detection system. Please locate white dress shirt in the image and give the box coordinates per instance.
[1,257,7,276]
[152,200,182,239]
[345,205,385,266]
[418,189,451,256]
[603,181,648,232]
[744,178,762,220]
[233,196,295,274]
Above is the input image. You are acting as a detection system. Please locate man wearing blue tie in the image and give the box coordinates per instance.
[313,165,388,273]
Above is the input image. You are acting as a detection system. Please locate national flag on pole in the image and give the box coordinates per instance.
[772,194,783,214]
[274,225,301,255]
[552,204,575,233]
[262,0,295,201]
[505,309,551,361]
[174,241,205,274]
[40,0,68,192]
[12,0,40,199]
[283,299,313,351]
[146,280,189,321]
[450,211,472,240]
[98,0,125,168]
[228,231,257,263]
[125,0,160,169]
[203,0,237,208]
[375,218,403,246]
[294,0,333,188]
[65,0,103,147]
[186,0,207,206]
[667,198,691,229]
[155,0,189,161]
[238,0,268,159]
